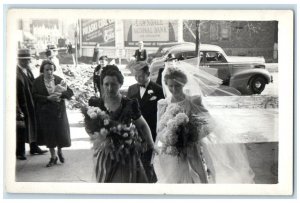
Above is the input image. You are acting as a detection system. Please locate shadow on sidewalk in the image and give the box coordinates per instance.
[15,142,278,184]
[16,149,94,183]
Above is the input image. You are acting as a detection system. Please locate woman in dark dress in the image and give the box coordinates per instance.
[88,65,154,183]
[32,60,73,167]
[133,41,147,62]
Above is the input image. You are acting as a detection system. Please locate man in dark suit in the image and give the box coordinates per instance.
[93,56,108,98]
[16,49,47,160]
[127,62,164,182]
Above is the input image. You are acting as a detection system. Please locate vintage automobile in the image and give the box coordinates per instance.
[147,42,194,64]
[149,43,273,95]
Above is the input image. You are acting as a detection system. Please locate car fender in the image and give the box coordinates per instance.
[230,69,272,84]
[229,69,272,93]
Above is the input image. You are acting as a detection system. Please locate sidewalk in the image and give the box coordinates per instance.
[15,109,278,183]
[265,63,278,73]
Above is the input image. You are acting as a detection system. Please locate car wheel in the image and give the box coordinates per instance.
[248,76,267,94]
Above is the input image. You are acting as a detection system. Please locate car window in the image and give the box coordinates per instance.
[174,51,197,60]
[205,51,225,63]
[183,51,197,59]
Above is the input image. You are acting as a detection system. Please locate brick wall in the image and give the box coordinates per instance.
[183,21,278,63]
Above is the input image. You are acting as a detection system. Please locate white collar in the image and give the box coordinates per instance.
[140,79,150,88]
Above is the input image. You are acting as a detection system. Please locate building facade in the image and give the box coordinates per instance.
[17,19,278,63]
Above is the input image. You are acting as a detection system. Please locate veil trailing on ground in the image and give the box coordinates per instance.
[161,58,255,183]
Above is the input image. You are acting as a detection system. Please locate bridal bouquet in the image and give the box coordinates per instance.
[159,111,198,157]
[81,105,144,164]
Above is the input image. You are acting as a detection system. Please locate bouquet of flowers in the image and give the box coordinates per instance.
[81,105,144,164]
[157,104,200,157]
[168,113,197,157]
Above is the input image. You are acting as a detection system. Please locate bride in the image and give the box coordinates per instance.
[152,60,255,183]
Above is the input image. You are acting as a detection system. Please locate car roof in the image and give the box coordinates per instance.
[168,43,224,53]
[157,42,193,49]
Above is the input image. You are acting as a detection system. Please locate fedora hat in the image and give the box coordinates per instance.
[165,53,177,62]
[45,49,55,58]
[47,44,58,50]
[17,49,33,59]
[99,55,108,61]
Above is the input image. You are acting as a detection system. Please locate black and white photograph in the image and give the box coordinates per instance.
[4,8,294,195]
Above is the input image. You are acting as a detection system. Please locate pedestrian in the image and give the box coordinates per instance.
[67,42,73,55]
[92,43,101,65]
[127,62,164,182]
[46,45,65,79]
[93,56,109,98]
[32,60,74,167]
[133,41,147,62]
[16,49,48,160]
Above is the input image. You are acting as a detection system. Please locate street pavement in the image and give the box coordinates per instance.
[15,108,278,184]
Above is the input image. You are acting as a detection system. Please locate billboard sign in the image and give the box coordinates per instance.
[124,20,178,47]
[81,19,115,46]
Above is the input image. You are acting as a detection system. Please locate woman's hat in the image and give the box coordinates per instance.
[17,49,33,59]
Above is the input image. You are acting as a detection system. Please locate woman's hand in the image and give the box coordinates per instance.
[134,116,154,149]
[53,92,62,97]
[47,93,61,102]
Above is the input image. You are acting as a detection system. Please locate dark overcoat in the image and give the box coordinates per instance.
[32,74,73,148]
[16,67,37,143]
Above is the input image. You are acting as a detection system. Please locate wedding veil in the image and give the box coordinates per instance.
[161,58,255,183]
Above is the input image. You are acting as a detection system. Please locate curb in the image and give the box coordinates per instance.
[68,95,278,111]
[204,95,278,109]
[265,63,278,73]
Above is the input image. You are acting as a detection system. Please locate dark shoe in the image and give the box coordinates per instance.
[17,155,27,160]
[30,147,48,155]
[57,153,65,163]
[46,157,58,167]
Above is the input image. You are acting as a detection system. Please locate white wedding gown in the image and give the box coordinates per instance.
[153,96,255,184]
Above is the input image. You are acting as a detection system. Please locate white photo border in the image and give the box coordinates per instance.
[4,8,294,195]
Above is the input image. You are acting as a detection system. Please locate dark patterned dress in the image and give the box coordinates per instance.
[88,96,149,183]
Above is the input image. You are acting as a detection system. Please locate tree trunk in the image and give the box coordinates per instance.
[195,20,200,57]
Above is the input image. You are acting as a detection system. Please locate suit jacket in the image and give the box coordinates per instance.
[127,81,164,141]
[16,67,37,143]
[93,65,102,94]
[134,49,147,62]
